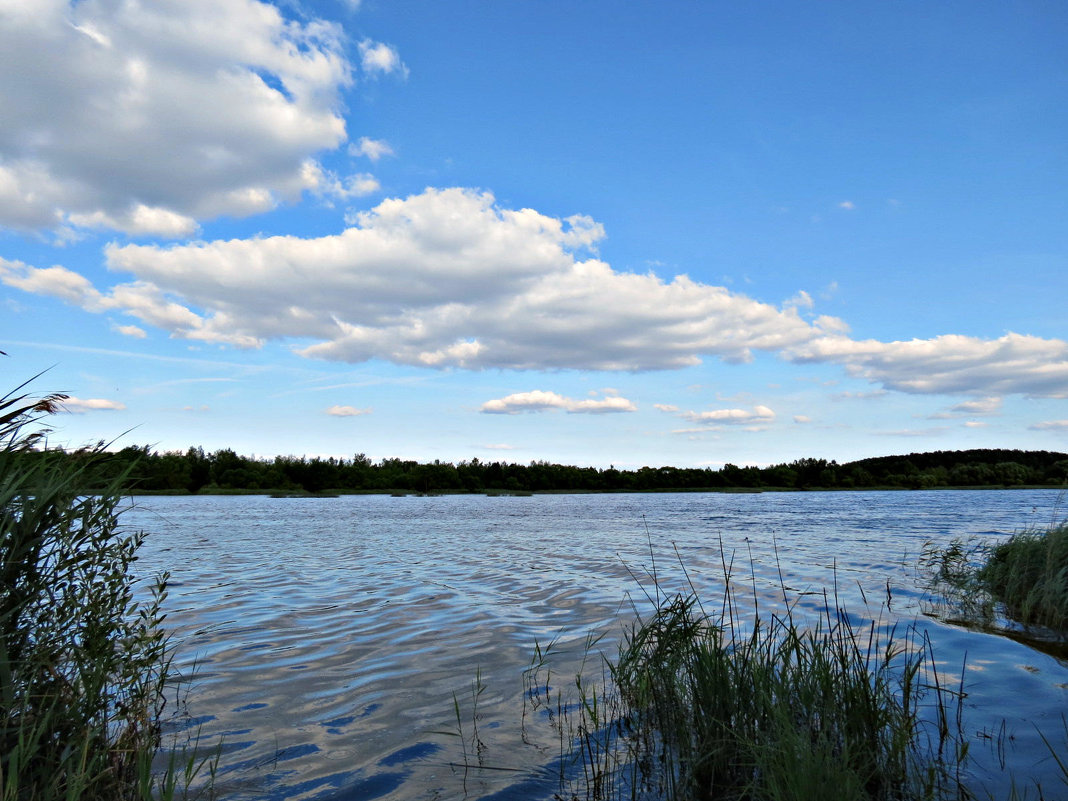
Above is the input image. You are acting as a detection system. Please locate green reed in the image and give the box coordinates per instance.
[924,522,1068,633]
[0,377,213,800]
[525,562,969,800]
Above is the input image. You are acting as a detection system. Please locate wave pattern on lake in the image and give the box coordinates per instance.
[127,490,1068,800]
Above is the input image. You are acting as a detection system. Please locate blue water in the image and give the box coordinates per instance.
[126,489,1068,800]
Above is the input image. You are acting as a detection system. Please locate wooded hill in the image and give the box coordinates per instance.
[45,446,1068,494]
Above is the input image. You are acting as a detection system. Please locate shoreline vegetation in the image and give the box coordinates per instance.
[521,583,973,801]
[512,532,1068,801]
[0,383,212,800]
[926,522,1068,636]
[497,525,1068,801]
[30,445,1068,496]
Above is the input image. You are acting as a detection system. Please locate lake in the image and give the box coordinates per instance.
[126,489,1068,800]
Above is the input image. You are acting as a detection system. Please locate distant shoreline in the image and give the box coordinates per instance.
[122,483,1068,498]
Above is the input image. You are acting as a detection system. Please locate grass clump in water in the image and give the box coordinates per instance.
[0,377,212,800]
[925,523,1068,633]
[974,525,1068,631]
[528,576,966,801]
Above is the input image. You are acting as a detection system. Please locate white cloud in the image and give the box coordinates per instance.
[653,403,679,413]
[350,137,395,162]
[0,258,260,347]
[793,415,812,424]
[4,182,1065,400]
[112,323,147,338]
[0,0,354,236]
[59,396,126,413]
[839,201,855,210]
[951,396,1002,415]
[875,427,948,437]
[681,405,775,426]
[1029,420,1068,431]
[358,39,408,78]
[481,390,637,415]
[787,334,1068,398]
[3,188,835,368]
[963,421,988,428]
[930,396,1003,419]
[303,161,380,201]
[784,290,814,310]
[833,390,888,400]
[482,443,516,450]
[326,405,371,416]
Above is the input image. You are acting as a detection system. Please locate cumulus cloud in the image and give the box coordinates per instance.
[784,290,814,310]
[1029,420,1068,431]
[350,137,395,162]
[788,334,1068,399]
[326,405,371,416]
[839,201,855,210]
[481,390,637,415]
[302,162,380,201]
[793,415,812,423]
[59,396,126,413]
[0,0,355,236]
[1,188,838,368]
[0,257,260,346]
[358,39,408,78]
[654,403,679,413]
[3,182,1066,399]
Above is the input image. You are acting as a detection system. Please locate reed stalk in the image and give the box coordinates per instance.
[0,377,212,800]
[526,563,968,800]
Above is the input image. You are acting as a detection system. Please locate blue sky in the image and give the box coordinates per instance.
[1,0,1066,468]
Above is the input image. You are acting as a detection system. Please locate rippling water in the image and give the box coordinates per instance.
[126,489,1068,800]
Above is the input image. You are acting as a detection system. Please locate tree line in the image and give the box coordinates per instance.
[42,446,1068,494]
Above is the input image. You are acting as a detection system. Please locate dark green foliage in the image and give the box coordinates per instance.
[44,445,1068,495]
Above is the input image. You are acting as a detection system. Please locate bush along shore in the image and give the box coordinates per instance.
[0,382,213,800]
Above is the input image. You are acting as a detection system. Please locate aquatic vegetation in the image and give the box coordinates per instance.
[925,522,1068,633]
[0,379,213,800]
[524,574,969,801]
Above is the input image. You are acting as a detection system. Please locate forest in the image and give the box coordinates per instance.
[42,445,1068,495]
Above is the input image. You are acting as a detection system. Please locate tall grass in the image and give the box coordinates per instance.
[525,565,968,801]
[0,377,210,800]
[925,522,1068,633]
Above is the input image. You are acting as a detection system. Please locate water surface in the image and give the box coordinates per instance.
[128,489,1068,800]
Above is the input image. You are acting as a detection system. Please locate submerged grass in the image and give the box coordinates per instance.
[524,556,969,801]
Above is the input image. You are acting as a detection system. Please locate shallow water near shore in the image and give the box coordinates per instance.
[127,489,1068,800]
